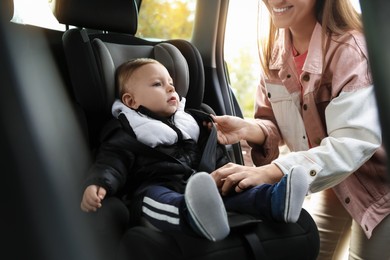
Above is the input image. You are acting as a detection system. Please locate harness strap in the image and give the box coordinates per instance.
[244,232,268,260]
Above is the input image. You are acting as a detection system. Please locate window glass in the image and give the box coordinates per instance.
[224,0,261,119]
[11,0,65,31]
[351,0,362,13]
[136,0,196,40]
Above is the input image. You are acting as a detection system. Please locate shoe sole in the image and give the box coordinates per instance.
[185,172,230,241]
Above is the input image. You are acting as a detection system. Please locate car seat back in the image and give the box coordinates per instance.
[54,0,205,149]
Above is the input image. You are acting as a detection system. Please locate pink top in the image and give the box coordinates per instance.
[250,23,390,238]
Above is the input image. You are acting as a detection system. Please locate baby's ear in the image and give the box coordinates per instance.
[122,93,137,109]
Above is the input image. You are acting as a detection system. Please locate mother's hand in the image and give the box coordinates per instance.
[211,114,246,145]
[211,163,284,196]
[211,114,266,146]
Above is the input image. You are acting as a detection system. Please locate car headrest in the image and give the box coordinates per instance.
[54,0,138,34]
[92,39,190,109]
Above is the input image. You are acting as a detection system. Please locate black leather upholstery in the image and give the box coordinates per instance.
[54,0,138,34]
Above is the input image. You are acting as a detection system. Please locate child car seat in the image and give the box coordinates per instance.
[54,0,320,259]
[55,0,206,151]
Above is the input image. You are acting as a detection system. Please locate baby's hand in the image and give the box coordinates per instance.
[80,185,107,212]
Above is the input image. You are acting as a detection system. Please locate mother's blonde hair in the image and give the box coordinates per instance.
[259,0,363,76]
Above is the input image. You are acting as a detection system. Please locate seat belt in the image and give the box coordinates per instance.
[197,123,217,172]
[244,232,268,260]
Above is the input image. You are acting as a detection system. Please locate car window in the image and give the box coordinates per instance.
[11,0,197,37]
[351,0,362,12]
[11,0,65,31]
[224,0,261,119]
[136,0,196,41]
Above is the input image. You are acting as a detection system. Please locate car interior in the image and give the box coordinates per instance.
[2,0,389,259]
[54,0,210,152]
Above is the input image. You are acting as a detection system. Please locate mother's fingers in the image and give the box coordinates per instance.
[211,163,256,195]
[211,163,274,195]
[234,178,252,193]
[220,171,250,196]
[211,162,240,187]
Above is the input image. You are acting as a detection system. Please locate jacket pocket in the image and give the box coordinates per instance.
[265,82,309,151]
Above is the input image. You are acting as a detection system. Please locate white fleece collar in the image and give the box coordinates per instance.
[112,98,200,148]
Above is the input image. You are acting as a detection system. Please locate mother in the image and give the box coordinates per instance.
[211,0,390,259]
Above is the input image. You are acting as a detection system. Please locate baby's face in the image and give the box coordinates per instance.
[124,63,179,117]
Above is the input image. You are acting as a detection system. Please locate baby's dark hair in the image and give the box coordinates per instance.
[116,58,162,98]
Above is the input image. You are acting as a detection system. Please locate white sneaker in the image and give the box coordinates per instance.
[271,165,309,223]
[184,172,230,241]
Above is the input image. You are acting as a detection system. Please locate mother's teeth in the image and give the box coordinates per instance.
[273,7,290,13]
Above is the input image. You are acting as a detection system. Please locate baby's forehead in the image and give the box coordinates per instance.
[138,62,166,73]
[143,63,172,77]
[127,65,171,85]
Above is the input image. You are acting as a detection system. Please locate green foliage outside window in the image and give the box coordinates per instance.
[137,0,195,40]
[226,48,258,118]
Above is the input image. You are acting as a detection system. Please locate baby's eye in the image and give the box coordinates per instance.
[152,82,162,87]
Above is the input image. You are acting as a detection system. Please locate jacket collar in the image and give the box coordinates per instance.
[269,23,324,75]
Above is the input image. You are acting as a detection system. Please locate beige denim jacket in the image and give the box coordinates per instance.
[251,23,390,238]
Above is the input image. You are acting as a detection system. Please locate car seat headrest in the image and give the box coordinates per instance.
[153,43,190,99]
[92,40,189,110]
[54,0,138,34]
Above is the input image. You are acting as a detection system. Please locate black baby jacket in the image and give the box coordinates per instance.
[83,108,231,199]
